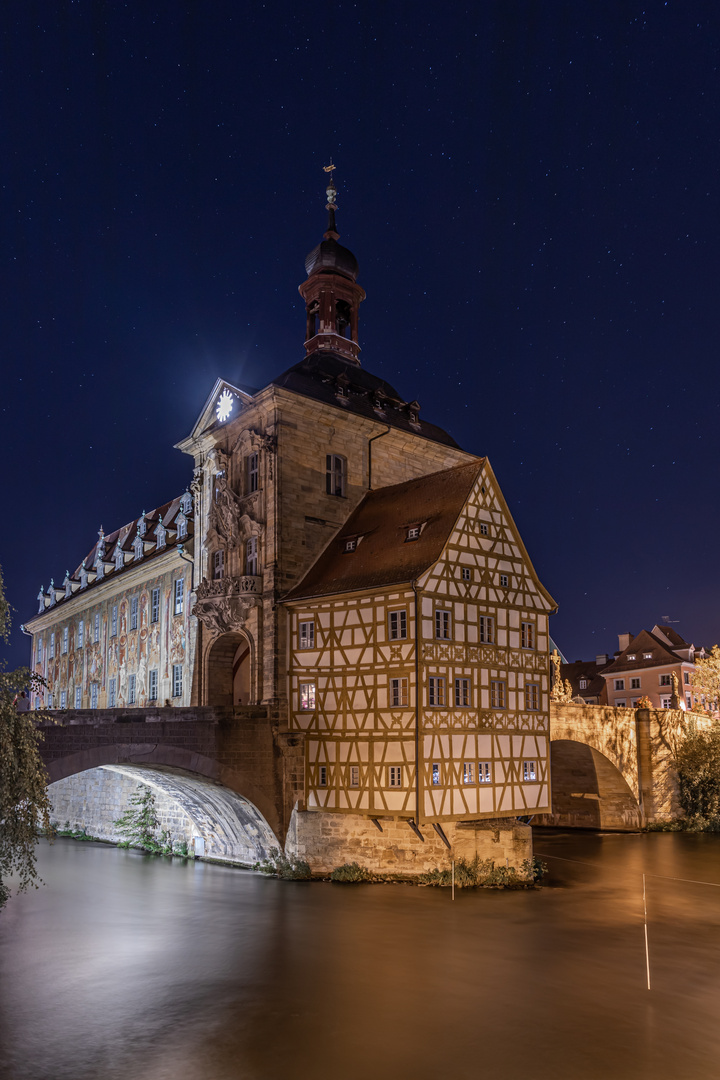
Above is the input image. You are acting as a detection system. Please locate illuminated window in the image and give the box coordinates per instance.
[326,454,346,497]
[461,567,471,581]
[128,674,136,705]
[111,605,118,637]
[246,452,259,493]
[524,683,539,711]
[643,652,653,659]
[432,762,441,786]
[130,596,139,631]
[108,678,117,707]
[148,670,158,701]
[521,622,535,649]
[349,765,360,787]
[300,683,316,710]
[455,678,470,707]
[151,588,160,624]
[491,680,506,709]
[213,550,225,579]
[523,761,537,782]
[479,616,494,644]
[428,677,446,706]
[463,762,474,784]
[478,762,492,784]
[435,610,451,640]
[245,537,258,576]
[390,678,409,707]
[74,686,82,709]
[627,654,637,661]
[299,621,315,649]
[174,578,184,616]
[388,766,403,788]
[172,664,183,698]
[388,610,407,640]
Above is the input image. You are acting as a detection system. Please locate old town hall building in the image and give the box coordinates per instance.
[25,175,556,846]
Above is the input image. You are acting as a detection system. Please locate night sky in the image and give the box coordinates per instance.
[3,1,720,670]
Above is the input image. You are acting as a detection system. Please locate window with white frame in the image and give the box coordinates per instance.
[462,762,474,784]
[108,678,117,707]
[521,622,535,649]
[579,678,587,689]
[172,664,183,698]
[246,452,259,494]
[78,620,84,649]
[130,596,139,631]
[390,678,409,707]
[491,680,506,709]
[479,615,495,644]
[299,621,315,649]
[614,679,625,691]
[461,567,471,581]
[176,513,187,540]
[49,632,55,659]
[128,674,136,705]
[388,766,403,788]
[615,699,626,708]
[245,537,258,576]
[428,677,446,706]
[627,654,637,661]
[174,578,184,616]
[349,765,360,787]
[643,652,653,659]
[432,762,441,786]
[133,534,144,560]
[111,605,118,637]
[151,587,160,624]
[631,698,640,707]
[300,683,316,710]
[90,683,98,709]
[388,610,407,640]
[435,610,451,640]
[524,683,539,711]
[499,574,508,588]
[213,550,225,580]
[318,765,328,787]
[114,545,124,571]
[478,761,492,784]
[661,696,672,709]
[326,454,346,497]
[455,678,470,707]
[659,674,671,686]
[630,677,641,690]
[94,613,100,642]
[62,627,68,654]
[523,761,537,781]
[60,690,67,710]
[180,490,192,515]
[74,686,82,709]
[148,669,158,701]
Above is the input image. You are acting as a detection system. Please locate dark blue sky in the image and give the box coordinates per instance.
[3,1,719,668]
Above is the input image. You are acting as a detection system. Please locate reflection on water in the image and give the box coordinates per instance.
[2,833,720,1079]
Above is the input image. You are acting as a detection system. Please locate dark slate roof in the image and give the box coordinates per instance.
[283,459,484,601]
[561,660,609,701]
[269,351,462,449]
[601,628,688,675]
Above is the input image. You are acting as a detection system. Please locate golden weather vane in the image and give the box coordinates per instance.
[323,158,338,208]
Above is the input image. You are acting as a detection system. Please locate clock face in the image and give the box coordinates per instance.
[216,389,235,423]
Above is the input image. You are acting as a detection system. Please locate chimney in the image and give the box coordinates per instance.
[595,654,608,666]
[618,633,633,652]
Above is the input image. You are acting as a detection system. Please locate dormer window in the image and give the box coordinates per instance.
[627,654,637,661]
[155,516,166,550]
[179,491,193,516]
[344,537,358,553]
[406,400,421,425]
[114,545,125,571]
[132,534,144,561]
[176,512,188,540]
[579,678,588,690]
[643,652,652,659]
[137,513,147,537]
[405,524,422,542]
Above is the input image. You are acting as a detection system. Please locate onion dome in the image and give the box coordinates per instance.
[304,167,359,281]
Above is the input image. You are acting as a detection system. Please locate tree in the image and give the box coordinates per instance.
[675,722,720,823]
[113,784,163,852]
[690,645,720,715]
[0,563,52,908]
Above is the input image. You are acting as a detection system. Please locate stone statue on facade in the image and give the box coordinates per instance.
[550,648,574,704]
[671,670,681,710]
[208,474,244,549]
[194,575,260,636]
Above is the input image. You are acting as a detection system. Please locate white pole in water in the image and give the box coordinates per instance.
[643,873,651,991]
[452,859,455,901]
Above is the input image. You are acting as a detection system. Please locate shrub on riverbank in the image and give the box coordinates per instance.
[674,724,720,823]
[330,862,372,883]
[419,855,547,888]
[253,848,312,880]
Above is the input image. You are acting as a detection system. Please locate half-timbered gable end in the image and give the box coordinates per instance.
[284,459,556,826]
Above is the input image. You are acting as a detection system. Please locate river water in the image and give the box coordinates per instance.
[2,831,720,1079]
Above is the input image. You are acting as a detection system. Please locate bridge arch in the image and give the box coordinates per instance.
[45,742,282,860]
[538,739,642,830]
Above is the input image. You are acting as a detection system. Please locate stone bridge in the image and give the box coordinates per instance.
[535,702,695,830]
[38,706,305,862]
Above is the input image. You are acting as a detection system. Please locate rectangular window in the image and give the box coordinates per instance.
[390,678,409,707]
[344,538,357,552]
[461,567,471,581]
[428,677,446,706]
[245,536,258,576]
[523,760,537,782]
[686,693,692,709]
[74,686,82,709]
[435,610,451,640]
[47,694,53,710]
[174,578,184,616]
[684,672,690,685]
[480,522,489,536]
[246,452,259,493]
[491,680,506,709]
[172,664,183,698]
[37,639,43,666]
[148,669,158,701]
[478,761,492,784]
[455,678,470,707]
[479,616,495,644]
[108,678,117,707]
[388,610,407,640]
[349,765,360,787]
[128,674,136,705]
[326,454,346,497]
[521,622,535,649]
[299,621,315,649]
[659,674,671,686]
[432,762,441,786]
[60,690,67,709]
[130,596,139,631]
[524,683,539,711]
[614,679,625,691]
[388,766,403,788]
[643,652,653,659]
[49,632,55,659]
[213,550,225,580]
[111,605,118,637]
[616,699,627,707]
[300,683,316,710]
[661,696,672,709]
[78,620,84,649]
[499,574,508,588]
[463,762,474,784]
[151,587,160,624]
[318,765,328,787]
[62,627,68,654]
[94,612,100,642]
[406,525,421,541]
[90,682,98,709]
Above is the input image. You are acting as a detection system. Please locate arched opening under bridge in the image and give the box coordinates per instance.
[538,740,642,831]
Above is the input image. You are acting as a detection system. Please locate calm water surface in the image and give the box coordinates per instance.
[2,832,720,1080]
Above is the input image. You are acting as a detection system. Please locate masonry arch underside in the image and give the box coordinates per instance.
[539,740,642,831]
[46,744,280,863]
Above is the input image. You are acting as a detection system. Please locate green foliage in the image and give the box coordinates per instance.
[419,854,538,889]
[330,862,372,883]
[690,646,720,715]
[253,847,312,880]
[173,839,190,859]
[521,856,548,882]
[0,564,53,909]
[55,823,94,841]
[113,784,163,852]
[674,723,720,823]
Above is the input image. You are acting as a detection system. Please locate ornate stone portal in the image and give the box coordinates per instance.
[193,575,262,636]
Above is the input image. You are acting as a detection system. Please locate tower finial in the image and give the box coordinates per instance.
[322,160,339,240]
